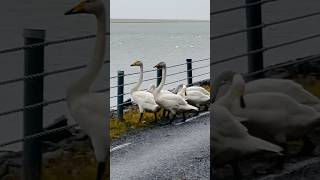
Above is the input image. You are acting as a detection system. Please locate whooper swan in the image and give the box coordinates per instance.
[130,60,160,122]
[65,0,108,180]
[212,104,283,179]
[153,62,198,122]
[215,74,320,148]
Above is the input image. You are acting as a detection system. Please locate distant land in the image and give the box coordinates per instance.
[111,19,209,23]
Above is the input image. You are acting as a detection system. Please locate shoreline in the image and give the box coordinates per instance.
[111,19,209,23]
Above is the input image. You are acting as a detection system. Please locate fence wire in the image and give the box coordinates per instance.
[0,33,110,55]
[211,32,320,66]
[0,124,78,148]
[211,10,320,40]
[210,0,280,16]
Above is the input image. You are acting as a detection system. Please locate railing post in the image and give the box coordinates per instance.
[117,71,124,121]
[23,29,45,180]
[245,0,264,78]
[186,59,193,86]
[157,68,162,87]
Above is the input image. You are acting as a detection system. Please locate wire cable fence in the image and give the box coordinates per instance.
[211,0,320,68]
[0,33,110,55]
[210,0,320,104]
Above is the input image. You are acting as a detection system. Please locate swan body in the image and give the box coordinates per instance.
[216,74,320,145]
[215,71,320,112]
[176,84,209,95]
[153,62,198,122]
[212,104,283,166]
[130,61,160,122]
[178,84,210,107]
[65,1,108,180]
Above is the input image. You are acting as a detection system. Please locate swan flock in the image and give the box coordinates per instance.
[129,60,210,123]
[212,71,320,179]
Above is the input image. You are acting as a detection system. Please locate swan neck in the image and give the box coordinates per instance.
[155,67,166,94]
[67,10,106,98]
[131,65,143,93]
[212,73,229,102]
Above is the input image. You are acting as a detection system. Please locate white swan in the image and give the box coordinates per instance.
[148,84,174,119]
[130,60,160,122]
[65,1,108,180]
[215,71,320,112]
[212,104,283,177]
[215,74,320,147]
[178,84,210,108]
[176,84,209,95]
[153,62,198,122]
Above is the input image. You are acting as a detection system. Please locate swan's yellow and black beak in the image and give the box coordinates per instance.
[130,61,138,66]
[130,60,142,67]
[65,1,86,15]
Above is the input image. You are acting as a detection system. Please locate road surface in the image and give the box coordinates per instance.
[111,112,210,180]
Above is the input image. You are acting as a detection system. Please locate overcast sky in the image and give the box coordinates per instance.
[111,0,210,20]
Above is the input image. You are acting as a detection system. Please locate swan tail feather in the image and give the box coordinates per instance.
[248,136,283,155]
[187,104,199,111]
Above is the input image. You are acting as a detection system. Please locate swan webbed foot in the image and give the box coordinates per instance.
[96,161,105,180]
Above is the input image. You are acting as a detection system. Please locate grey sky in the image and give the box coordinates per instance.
[111,0,210,20]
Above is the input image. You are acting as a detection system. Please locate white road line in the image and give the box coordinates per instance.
[110,142,132,152]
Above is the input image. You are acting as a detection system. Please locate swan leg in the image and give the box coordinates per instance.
[154,112,158,122]
[139,112,144,123]
[96,161,105,180]
[166,111,170,119]
[162,109,167,119]
[171,114,176,123]
[231,162,242,180]
[182,112,186,122]
[196,105,200,115]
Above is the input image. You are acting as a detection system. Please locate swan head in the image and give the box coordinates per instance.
[177,84,187,95]
[231,74,246,108]
[154,62,166,69]
[65,0,105,16]
[175,84,185,93]
[148,84,156,93]
[130,60,143,67]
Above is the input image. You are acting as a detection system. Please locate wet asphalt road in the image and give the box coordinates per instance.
[110,112,210,180]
